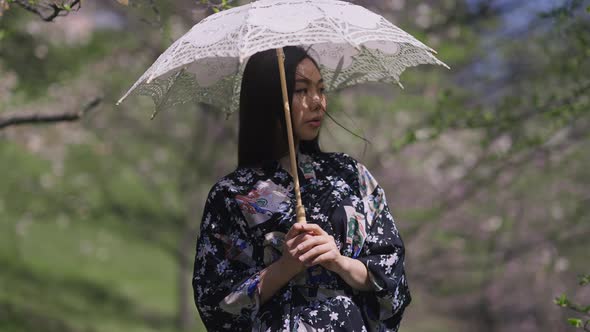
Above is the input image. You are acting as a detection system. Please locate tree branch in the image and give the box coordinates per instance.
[13,0,81,22]
[0,97,102,130]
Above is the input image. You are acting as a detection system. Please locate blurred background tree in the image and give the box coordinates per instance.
[0,1,588,331]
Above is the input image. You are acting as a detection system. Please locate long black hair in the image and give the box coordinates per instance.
[238,46,322,168]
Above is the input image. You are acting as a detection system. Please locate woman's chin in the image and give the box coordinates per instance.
[300,132,319,141]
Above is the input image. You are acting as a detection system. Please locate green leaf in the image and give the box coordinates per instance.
[567,318,582,328]
[554,294,569,307]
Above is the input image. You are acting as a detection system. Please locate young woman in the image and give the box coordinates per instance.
[193,46,410,331]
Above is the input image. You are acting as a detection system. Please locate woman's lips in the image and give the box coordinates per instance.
[307,119,322,127]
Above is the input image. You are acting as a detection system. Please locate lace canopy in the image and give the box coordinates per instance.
[117,0,448,116]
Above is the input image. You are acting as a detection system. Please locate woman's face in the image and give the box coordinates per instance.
[291,57,326,142]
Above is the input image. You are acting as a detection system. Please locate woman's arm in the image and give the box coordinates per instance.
[258,225,311,304]
[330,255,372,291]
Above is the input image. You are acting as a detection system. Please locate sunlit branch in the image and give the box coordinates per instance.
[13,0,81,22]
[0,97,101,130]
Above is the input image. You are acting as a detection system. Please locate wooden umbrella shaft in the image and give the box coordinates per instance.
[276,48,306,224]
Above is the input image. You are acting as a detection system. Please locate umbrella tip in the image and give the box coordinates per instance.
[150,108,162,120]
[437,59,451,70]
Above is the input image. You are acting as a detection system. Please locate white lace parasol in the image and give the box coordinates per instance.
[117,0,449,117]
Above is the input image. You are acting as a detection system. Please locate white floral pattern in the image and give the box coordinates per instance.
[193,152,410,331]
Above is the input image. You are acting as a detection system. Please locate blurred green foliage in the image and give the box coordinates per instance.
[555,274,590,330]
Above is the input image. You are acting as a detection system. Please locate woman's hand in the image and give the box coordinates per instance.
[279,223,372,291]
[292,223,346,273]
[279,223,314,276]
[258,223,316,304]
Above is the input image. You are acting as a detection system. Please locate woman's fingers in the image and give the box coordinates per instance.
[298,242,334,264]
[284,223,333,261]
[285,222,326,241]
[285,233,313,254]
[295,234,333,253]
[282,225,342,271]
[299,223,327,236]
[285,223,306,240]
[308,250,339,266]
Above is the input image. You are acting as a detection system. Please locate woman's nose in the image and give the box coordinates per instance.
[310,94,323,111]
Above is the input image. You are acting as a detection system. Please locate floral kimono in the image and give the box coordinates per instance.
[193,152,411,331]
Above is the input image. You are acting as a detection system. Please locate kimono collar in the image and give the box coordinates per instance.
[297,151,317,180]
[264,151,317,181]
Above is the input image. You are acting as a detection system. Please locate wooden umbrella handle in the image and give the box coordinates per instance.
[276,48,306,224]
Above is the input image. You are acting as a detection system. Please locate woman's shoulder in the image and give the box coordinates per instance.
[316,152,380,194]
[207,166,269,197]
[316,151,359,168]
[315,151,371,175]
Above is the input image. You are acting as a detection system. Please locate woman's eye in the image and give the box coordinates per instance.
[295,88,307,94]
[319,88,326,94]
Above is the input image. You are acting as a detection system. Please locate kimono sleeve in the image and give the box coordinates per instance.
[354,162,411,329]
[192,182,262,331]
